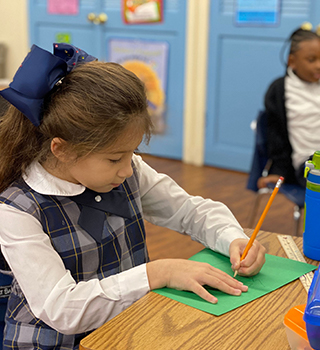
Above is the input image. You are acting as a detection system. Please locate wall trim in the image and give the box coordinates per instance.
[183,0,210,166]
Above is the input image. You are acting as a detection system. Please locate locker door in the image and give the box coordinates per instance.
[28,0,187,159]
[29,0,101,57]
[102,0,187,159]
[205,0,320,172]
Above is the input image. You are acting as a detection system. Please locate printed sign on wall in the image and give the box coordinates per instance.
[109,38,169,133]
[235,0,280,26]
[122,0,163,24]
[48,0,79,15]
[55,33,72,44]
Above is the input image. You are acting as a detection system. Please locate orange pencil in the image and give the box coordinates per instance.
[233,176,284,278]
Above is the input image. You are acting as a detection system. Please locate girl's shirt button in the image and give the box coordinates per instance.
[95,195,102,202]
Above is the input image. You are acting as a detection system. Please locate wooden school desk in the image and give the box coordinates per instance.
[80,229,319,350]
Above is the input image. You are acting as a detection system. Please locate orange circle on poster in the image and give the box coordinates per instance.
[122,60,164,108]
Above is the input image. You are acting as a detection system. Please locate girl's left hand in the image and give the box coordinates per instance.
[229,238,266,276]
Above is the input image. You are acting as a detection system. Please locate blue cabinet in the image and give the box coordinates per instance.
[29,1,101,55]
[28,0,186,159]
[205,0,320,172]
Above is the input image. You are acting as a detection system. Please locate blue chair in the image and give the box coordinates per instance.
[0,273,12,349]
[247,111,305,236]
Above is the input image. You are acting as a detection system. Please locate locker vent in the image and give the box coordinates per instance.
[103,0,120,9]
[37,0,95,8]
[103,0,180,11]
[220,0,310,16]
[81,0,95,6]
[166,0,180,11]
[220,0,233,13]
[282,0,310,15]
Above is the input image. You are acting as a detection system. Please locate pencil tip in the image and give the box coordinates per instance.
[233,271,238,278]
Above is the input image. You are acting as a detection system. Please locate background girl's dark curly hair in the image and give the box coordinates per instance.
[280,27,320,66]
[0,61,153,193]
[289,28,320,54]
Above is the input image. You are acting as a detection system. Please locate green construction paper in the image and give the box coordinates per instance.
[153,248,317,316]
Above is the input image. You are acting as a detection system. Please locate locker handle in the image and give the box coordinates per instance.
[97,13,108,24]
[87,12,96,22]
[87,12,108,25]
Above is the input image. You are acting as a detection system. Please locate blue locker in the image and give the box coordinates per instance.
[28,0,186,160]
[205,0,320,172]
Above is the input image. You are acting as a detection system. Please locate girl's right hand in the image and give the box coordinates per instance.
[146,259,248,303]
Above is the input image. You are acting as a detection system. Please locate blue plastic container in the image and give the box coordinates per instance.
[304,152,320,260]
[304,171,320,260]
[304,267,320,350]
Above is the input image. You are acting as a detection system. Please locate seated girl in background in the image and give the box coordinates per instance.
[258,25,320,189]
[0,44,265,349]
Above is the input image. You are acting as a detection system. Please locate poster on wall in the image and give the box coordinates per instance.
[109,38,168,134]
[122,0,163,24]
[48,0,79,15]
[235,0,280,26]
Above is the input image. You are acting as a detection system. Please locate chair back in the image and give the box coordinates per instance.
[0,273,11,350]
[247,110,269,192]
[247,110,306,208]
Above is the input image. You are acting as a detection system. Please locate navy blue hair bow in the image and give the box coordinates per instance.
[0,43,97,126]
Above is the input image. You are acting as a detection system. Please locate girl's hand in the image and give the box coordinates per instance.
[229,238,266,276]
[146,259,248,304]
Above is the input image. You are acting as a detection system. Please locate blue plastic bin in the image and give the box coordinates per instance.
[304,267,320,350]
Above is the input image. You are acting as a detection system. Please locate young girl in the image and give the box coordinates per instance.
[258,26,320,189]
[0,44,265,349]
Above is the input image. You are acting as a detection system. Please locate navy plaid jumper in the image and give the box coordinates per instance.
[0,165,149,349]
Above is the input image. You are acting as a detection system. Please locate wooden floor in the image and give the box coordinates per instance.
[140,154,304,261]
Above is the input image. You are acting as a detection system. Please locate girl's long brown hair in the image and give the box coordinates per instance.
[0,61,153,192]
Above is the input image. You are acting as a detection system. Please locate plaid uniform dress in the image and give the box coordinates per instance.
[0,165,149,349]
